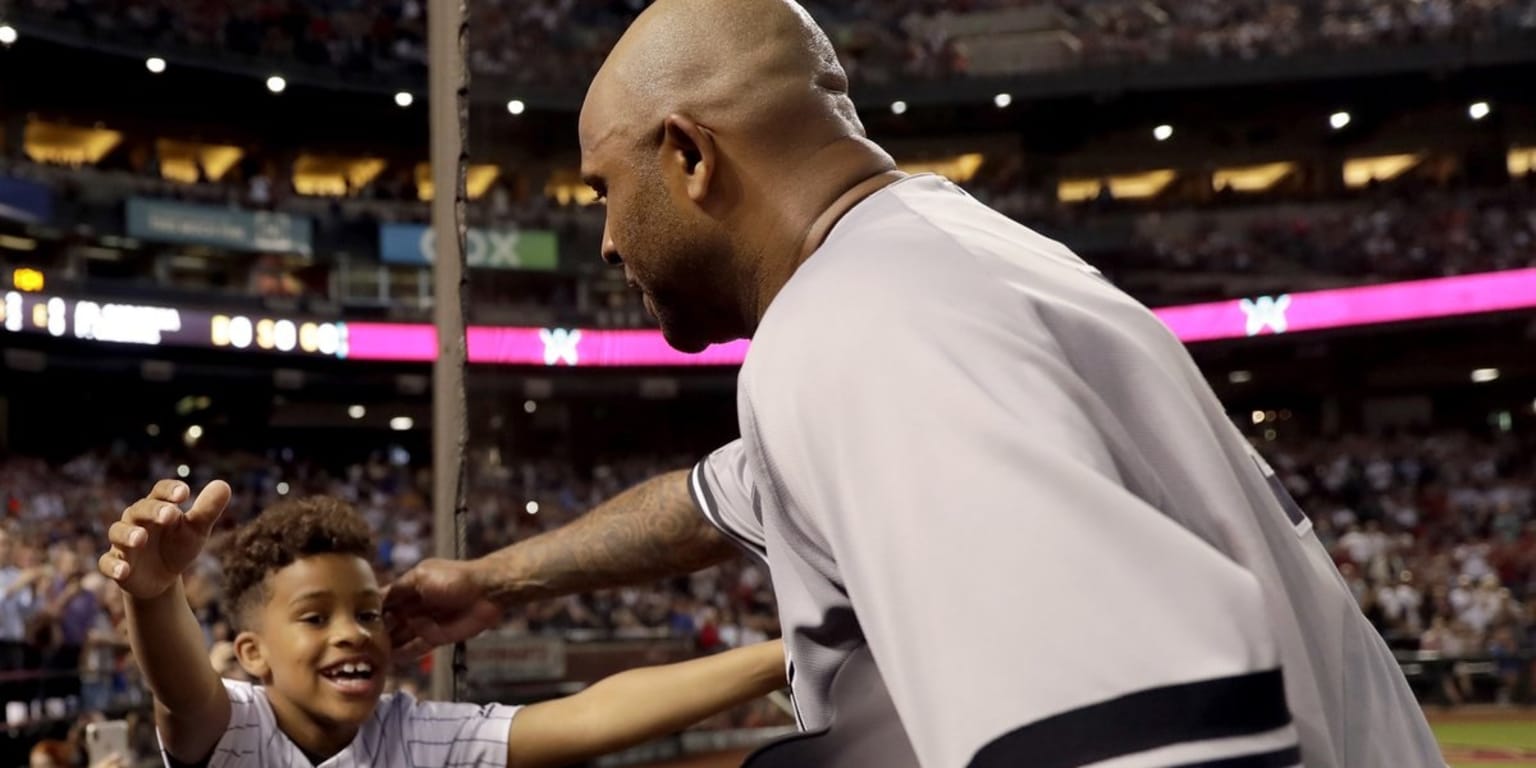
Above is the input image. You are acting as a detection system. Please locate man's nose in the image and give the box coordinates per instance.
[600,223,622,267]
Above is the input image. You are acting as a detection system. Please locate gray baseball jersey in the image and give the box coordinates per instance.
[690,174,1441,768]
[161,679,519,767]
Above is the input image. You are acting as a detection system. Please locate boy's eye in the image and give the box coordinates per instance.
[299,614,326,626]
[358,610,383,624]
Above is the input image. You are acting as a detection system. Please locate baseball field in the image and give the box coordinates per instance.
[1435,708,1536,768]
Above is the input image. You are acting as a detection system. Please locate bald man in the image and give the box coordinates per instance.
[387,1,1442,766]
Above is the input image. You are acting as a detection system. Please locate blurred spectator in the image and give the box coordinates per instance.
[28,739,72,768]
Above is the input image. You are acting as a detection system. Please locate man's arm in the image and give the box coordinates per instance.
[387,469,739,652]
[483,469,736,602]
[506,640,786,768]
[100,481,233,765]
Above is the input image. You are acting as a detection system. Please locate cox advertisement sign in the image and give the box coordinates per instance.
[378,223,558,271]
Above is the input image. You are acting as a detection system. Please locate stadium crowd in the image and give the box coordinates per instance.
[1125,182,1536,279]
[0,426,1527,733]
[1269,430,1536,705]
[12,0,1536,86]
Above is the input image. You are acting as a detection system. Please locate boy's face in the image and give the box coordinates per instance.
[236,554,389,733]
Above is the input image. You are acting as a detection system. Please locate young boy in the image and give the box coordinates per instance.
[99,480,787,768]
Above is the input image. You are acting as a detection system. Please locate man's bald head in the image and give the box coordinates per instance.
[577,0,897,353]
[581,0,864,156]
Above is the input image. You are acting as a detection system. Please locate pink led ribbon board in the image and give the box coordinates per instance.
[342,268,1536,366]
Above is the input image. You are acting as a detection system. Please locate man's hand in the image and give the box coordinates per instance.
[384,558,504,657]
[99,480,231,600]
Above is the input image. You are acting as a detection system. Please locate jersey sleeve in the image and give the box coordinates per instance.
[691,439,768,561]
[401,697,520,768]
[745,294,1300,768]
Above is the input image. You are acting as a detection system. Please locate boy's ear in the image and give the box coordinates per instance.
[233,630,269,680]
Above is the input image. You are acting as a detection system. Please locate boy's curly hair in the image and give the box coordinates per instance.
[221,496,375,628]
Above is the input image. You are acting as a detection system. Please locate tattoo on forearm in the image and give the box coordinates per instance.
[490,470,736,603]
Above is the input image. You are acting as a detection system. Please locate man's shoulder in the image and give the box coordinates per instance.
[749,220,966,368]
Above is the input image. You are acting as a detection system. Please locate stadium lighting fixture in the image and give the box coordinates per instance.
[0,25,17,46]
[1329,111,1351,130]
[506,99,526,115]
[525,501,540,515]
[993,93,1013,109]
[176,464,191,478]
[145,56,167,74]
[348,405,366,419]
[524,399,538,414]
[890,100,908,116]
[146,424,161,437]
[276,482,290,496]
[186,424,204,440]
[394,91,413,108]
[390,416,413,431]
[1228,370,1253,384]
[1468,101,1491,121]
[1153,124,1174,142]
[1470,368,1500,383]
[266,75,287,94]
[1251,410,1266,425]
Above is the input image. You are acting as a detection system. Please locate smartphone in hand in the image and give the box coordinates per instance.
[86,719,132,766]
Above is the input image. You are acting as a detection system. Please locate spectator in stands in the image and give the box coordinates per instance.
[1488,624,1524,705]
[38,546,97,711]
[0,529,41,704]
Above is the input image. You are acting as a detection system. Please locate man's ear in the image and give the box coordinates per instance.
[661,114,717,204]
[233,630,269,680]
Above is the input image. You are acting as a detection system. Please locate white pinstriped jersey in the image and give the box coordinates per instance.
[691,174,1442,768]
[162,679,518,768]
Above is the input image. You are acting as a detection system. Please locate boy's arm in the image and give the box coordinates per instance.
[505,640,786,768]
[125,580,231,763]
[100,480,233,765]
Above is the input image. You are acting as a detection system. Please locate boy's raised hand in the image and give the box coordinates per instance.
[100,480,231,599]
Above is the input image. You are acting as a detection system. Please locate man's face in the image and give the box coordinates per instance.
[240,554,390,735]
[580,94,740,353]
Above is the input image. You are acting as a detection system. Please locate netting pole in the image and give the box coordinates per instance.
[427,0,470,703]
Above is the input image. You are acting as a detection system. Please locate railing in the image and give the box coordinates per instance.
[1395,649,1536,707]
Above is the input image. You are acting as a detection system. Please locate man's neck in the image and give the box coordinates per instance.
[748,141,904,328]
